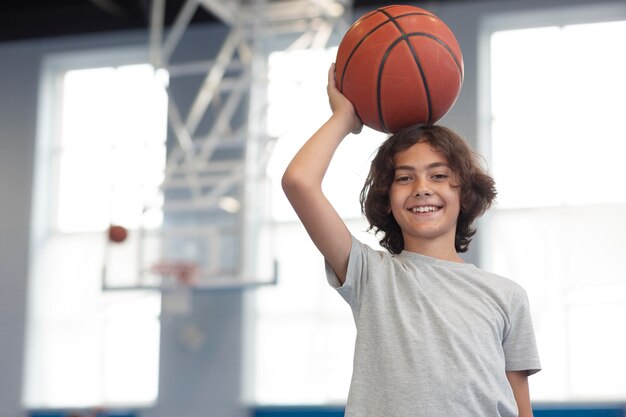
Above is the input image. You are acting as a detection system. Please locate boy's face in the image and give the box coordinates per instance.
[389,141,461,254]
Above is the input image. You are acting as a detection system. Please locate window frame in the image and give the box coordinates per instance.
[478,4,626,402]
[25,46,164,408]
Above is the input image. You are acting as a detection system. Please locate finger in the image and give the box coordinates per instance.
[328,63,336,88]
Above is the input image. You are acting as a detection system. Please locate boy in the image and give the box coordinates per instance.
[282,64,541,417]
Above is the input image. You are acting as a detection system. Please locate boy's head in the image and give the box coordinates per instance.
[360,124,497,254]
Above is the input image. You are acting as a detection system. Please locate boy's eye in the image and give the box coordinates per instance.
[395,175,412,183]
[432,174,449,181]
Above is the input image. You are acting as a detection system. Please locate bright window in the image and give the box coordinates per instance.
[25,57,168,407]
[251,47,386,405]
[486,19,626,401]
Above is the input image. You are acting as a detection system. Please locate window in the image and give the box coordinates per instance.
[251,48,386,404]
[485,18,626,400]
[25,53,168,407]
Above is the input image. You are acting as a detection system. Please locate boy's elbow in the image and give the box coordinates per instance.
[281,167,311,197]
[281,169,297,195]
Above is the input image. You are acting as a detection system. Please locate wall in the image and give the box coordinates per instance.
[0,39,38,417]
[0,0,624,416]
[251,406,626,417]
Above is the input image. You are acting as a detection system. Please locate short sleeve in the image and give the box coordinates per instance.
[325,236,372,320]
[502,289,542,375]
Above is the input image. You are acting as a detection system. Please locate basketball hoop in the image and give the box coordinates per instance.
[150,260,200,286]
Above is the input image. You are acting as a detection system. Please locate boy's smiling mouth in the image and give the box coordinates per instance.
[409,205,441,213]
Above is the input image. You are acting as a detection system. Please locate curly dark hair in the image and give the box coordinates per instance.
[360,124,497,254]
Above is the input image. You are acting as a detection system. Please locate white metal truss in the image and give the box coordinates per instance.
[104,0,353,291]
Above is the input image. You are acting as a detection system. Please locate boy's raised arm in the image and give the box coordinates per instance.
[281,64,362,284]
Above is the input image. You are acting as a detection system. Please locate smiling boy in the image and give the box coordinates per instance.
[282,65,541,416]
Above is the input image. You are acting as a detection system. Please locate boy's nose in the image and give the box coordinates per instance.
[413,180,433,197]
[414,189,433,197]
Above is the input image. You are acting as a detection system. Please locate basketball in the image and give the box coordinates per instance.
[108,224,128,243]
[335,5,464,133]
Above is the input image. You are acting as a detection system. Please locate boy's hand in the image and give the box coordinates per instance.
[328,64,363,135]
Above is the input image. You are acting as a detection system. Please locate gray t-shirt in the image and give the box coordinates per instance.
[326,237,541,417]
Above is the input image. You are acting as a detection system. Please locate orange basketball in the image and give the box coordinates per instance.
[108,225,128,243]
[335,5,464,133]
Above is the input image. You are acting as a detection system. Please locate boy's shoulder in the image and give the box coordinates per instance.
[474,266,524,287]
[470,266,530,301]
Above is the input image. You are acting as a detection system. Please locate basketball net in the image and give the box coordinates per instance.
[150,260,200,286]
[150,260,200,315]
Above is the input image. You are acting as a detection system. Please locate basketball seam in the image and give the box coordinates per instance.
[406,33,463,79]
[379,8,433,128]
[379,33,463,108]
[339,11,434,92]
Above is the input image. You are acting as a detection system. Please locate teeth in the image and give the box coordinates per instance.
[411,206,438,213]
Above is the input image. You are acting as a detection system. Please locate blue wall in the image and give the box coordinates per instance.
[251,406,626,417]
[31,412,134,417]
[534,407,626,417]
[31,405,626,417]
